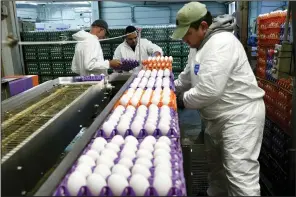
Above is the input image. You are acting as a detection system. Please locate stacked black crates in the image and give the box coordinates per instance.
[21,26,189,83]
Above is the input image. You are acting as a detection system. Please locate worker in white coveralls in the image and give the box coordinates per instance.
[71,19,121,76]
[113,26,163,61]
[173,2,265,196]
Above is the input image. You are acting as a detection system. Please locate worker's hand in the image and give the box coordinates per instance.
[109,59,121,68]
[152,52,161,57]
[176,92,185,109]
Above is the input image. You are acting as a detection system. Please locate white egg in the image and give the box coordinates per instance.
[161,105,170,112]
[138,70,145,78]
[139,142,154,152]
[163,87,170,93]
[118,157,134,169]
[144,70,151,78]
[138,105,148,112]
[168,56,173,62]
[156,56,160,62]
[154,149,171,159]
[154,156,172,167]
[158,122,170,135]
[126,105,136,112]
[142,136,157,145]
[145,119,157,126]
[153,173,172,196]
[157,136,171,145]
[67,171,86,196]
[135,157,153,169]
[132,164,151,178]
[138,83,146,89]
[86,173,106,195]
[112,164,131,179]
[125,135,139,145]
[155,164,172,177]
[137,149,153,160]
[129,174,150,196]
[75,163,92,177]
[155,81,162,88]
[149,104,159,112]
[141,96,150,106]
[94,164,112,179]
[154,87,162,93]
[157,70,164,77]
[123,143,138,152]
[111,135,125,146]
[126,91,134,98]
[128,87,136,93]
[120,149,136,160]
[154,141,171,152]
[108,174,129,196]
[133,116,145,123]
[101,149,118,160]
[144,123,156,135]
[97,155,115,169]
[102,123,115,137]
[164,56,168,61]
[109,114,121,122]
[160,110,170,118]
[130,82,138,89]
[78,155,96,167]
[164,68,170,77]
[105,142,120,153]
[151,97,160,105]
[151,69,157,77]
[85,150,100,162]
[130,122,143,137]
[117,122,129,136]
[162,97,170,105]
[131,97,139,107]
[93,137,107,146]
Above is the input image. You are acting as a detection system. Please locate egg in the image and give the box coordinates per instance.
[130,82,138,89]
[141,97,150,106]
[123,143,138,152]
[116,122,129,136]
[151,96,160,105]
[93,137,107,146]
[101,149,118,160]
[144,70,151,78]
[161,105,170,112]
[135,157,153,168]
[118,158,134,169]
[111,164,131,179]
[133,116,145,123]
[144,123,156,135]
[153,173,172,196]
[154,156,172,167]
[102,123,115,137]
[129,174,150,196]
[125,135,139,145]
[164,56,168,61]
[67,171,86,196]
[109,114,121,122]
[158,123,170,135]
[164,68,170,77]
[138,83,146,89]
[139,142,154,152]
[126,105,136,113]
[120,149,136,160]
[133,78,141,83]
[94,164,112,179]
[154,149,171,159]
[157,136,171,145]
[155,164,172,177]
[145,119,157,126]
[136,149,153,160]
[168,56,173,62]
[146,81,154,88]
[85,150,100,162]
[162,97,170,105]
[105,142,120,153]
[154,141,171,152]
[78,155,96,167]
[142,136,157,145]
[130,122,143,137]
[75,163,92,177]
[86,173,106,195]
[131,97,139,107]
[108,174,129,196]
[111,135,125,146]
[116,105,126,113]
[156,56,160,62]
[160,110,170,118]
[138,70,145,78]
[97,155,115,169]
[157,70,164,77]
[163,87,170,93]
[126,91,134,98]
[155,81,162,88]
[149,104,159,112]
[132,164,151,178]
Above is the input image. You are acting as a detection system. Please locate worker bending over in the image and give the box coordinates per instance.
[71,19,121,76]
[113,26,163,61]
[173,2,265,196]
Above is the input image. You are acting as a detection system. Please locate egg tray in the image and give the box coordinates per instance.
[128,79,176,92]
[53,138,187,196]
[112,59,140,72]
[96,108,180,139]
[73,75,105,82]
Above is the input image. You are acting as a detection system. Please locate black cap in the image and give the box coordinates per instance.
[91,19,110,36]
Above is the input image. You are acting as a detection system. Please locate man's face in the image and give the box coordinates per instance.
[126,32,138,47]
[182,21,209,48]
[91,27,106,39]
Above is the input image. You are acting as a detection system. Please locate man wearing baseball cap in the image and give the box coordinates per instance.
[173,2,265,196]
[71,19,121,76]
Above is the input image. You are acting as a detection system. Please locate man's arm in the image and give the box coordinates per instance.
[145,39,163,56]
[183,36,237,109]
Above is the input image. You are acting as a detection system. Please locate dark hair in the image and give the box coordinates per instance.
[190,11,213,29]
[125,26,137,34]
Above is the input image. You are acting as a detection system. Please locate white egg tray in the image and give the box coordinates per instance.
[97,105,180,139]
[53,136,186,196]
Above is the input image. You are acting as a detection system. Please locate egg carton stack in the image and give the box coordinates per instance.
[112,59,140,72]
[73,75,105,82]
[98,104,179,138]
[54,135,186,196]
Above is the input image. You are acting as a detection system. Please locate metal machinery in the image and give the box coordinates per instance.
[1,72,131,196]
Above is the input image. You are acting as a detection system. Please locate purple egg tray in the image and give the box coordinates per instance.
[96,108,180,139]
[113,58,139,72]
[53,138,186,196]
[73,75,105,82]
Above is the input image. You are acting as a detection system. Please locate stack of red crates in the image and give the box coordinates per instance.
[256,10,287,78]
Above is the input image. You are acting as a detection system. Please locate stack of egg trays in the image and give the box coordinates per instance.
[128,71,176,91]
[95,107,180,139]
[53,137,186,196]
[73,75,105,82]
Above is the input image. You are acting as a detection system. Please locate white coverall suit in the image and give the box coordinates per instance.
[113,39,163,61]
[71,30,110,76]
[175,31,266,195]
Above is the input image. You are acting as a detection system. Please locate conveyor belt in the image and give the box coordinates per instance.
[1,84,91,157]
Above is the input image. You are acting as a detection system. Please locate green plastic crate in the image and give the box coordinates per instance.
[155,42,168,56]
[38,52,50,60]
[24,52,37,60]
[24,46,36,53]
[182,43,190,56]
[154,28,167,41]
[169,43,182,56]
[51,52,63,60]
[52,67,65,75]
[52,62,65,69]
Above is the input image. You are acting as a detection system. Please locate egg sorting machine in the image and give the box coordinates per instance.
[1,72,132,196]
